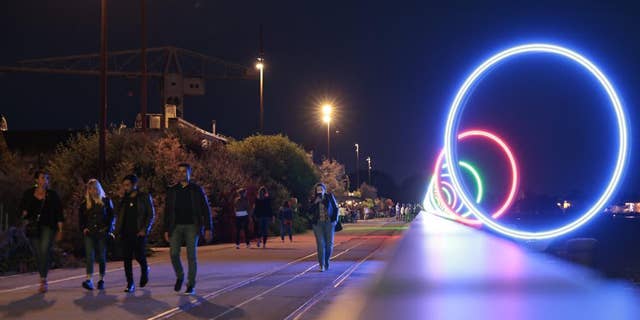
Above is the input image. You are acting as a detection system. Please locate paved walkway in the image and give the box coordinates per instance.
[319,213,640,320]
[0,218,407,320]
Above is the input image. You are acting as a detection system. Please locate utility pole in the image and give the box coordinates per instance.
[355,143,360,188]
[140,0,148,131]
[366,156,372,185]
[99,0,108,180]
[257,24,265,132]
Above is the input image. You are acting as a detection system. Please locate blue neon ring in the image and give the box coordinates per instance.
[443,43,629,240]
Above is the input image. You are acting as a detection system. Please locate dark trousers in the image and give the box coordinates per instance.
[257,217,271,245]
[29,226,54,279]
[280,220,292,241]
[84,234,106,277]
[122,235,148,284]
[235,216,250,246]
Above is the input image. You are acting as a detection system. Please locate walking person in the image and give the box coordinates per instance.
[18,170,64,293]
[234,188,252,249]
[309,183,339,272]
[79,179,115,291]
[164,163,213,295]
[279,201,294,243]
[115,174,155,293]
[254,186,274,248]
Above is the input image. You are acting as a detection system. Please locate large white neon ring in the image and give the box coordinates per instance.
[444,43,629,240]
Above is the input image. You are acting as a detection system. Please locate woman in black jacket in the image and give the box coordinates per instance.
[79,179,115,290]
[18,170,64,293]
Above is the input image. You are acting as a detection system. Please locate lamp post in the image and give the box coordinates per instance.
[322,104,332,160]
[366,156,372,185]
[98,0,108,180]
[355,143,360,188]
[256,57,264,132]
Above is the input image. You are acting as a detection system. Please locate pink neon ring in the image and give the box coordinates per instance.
[440,180,458,208]
[433,129,519,225]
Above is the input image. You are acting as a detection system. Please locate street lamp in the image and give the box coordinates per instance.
[322,104,333,160]
[366,156,372,185]
[256,57,265,132]
[98,0,108,180]
[355,143,360,189]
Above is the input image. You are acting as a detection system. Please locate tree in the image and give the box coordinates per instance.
[228,134,319,204]
[360,182,378,200]
[47,129,250,245]
[318,159,347,196]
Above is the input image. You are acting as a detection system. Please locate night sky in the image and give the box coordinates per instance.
[3,1,640,203]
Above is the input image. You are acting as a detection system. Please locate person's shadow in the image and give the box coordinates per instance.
[119,288,172,317]
[0,293,56,318]
[73,290,119,312]
[178,295,246,319]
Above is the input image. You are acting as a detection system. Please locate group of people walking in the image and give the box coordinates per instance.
[232,186,297,249]
[19,164,340,295]
[20,163,211,295]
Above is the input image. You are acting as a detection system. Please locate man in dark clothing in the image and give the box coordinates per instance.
[164,163,213,295]
[115,174,155,293]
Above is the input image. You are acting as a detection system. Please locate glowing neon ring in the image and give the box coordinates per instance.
[434,129,519,225]
[443,161,484,204]
[444,43,629,239]
[429,161,484,217]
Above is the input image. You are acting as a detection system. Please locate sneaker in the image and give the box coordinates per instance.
[325,264,330,271]
[174,278,184,292]
[236,245,240,249]
[246,243,250,248]
[124,282,135,293]
[97,280,105,290]
[82,279,94,291]
[282,239,285,243]
[140,271,149,288]
[256,241,261,248]
[184,285,195,295]
[38,280,48,293]
[318,265,325,272]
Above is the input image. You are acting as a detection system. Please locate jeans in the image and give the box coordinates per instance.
[84,234,106,277]
[313,221,335,268]
[257,217,271,245]
[235,216,250,246]
[280,220,292,241]
[170,224,199,287]
[122,234,148,284]
[29,226,55,279]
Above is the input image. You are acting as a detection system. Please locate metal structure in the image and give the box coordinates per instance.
[0,46,257,121]
[1,46,254,79]
[0,46,257,179]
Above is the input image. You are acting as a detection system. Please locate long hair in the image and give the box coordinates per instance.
[85,179,106,209]
[258,186,268,199]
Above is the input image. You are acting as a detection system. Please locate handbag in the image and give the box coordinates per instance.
[334,221,343,232]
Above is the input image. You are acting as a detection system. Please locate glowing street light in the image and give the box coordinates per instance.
[355,143,360,188]
[557,200,572,214]
[256,57,265,132]
[366,156,372,185]
[321,103,333,160]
